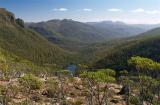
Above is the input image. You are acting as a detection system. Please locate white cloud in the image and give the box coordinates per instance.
[132,8,160,14]
[83,9,92,12]
[53,8,68,11]
[146,10,160,14]
[132,8,145,13]
[108,8,122,12]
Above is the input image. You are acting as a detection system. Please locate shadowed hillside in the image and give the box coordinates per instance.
[93,28,160,70]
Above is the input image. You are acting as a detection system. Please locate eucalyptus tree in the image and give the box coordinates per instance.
[80,69,116,105]
[128,56,160,78]
[128,56,160,105]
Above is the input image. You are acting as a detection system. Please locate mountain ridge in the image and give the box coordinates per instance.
[27,19,156,52]
[93,27,160,70]
[0,8,72,67]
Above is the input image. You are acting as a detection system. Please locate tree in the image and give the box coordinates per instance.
[128,56,160,104]
[128,56,160,78]
[80,69,116,105]
[16,18,24,28]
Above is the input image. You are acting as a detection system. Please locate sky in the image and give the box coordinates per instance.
[0,0,160,24]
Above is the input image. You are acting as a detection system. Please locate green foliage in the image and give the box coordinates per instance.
[94,28,160,70]
[45,78,58,98]
[98,69,116,77]
[16,18,24,28]
[58,70,69,75]
[0,8,73,67]
[128,56,160,71]
[121,57,160,105]
[19,74,42,90]
[80,69,116,105]
[128,56,160,78]
[119,70,128,76]
[129,96,140,105]
[80,69,116,83]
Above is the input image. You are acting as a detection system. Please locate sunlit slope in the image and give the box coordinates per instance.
[0,8,71,66]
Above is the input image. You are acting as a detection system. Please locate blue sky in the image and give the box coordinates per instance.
[0,0,160,24]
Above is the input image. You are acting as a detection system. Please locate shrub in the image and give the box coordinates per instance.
[44,88,57,98]
[130,96,140,105]
[19,74,42,90]
[44,78,58,98]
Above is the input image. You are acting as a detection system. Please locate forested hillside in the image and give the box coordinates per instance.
[93,28,160,70]
[27,19,106,44]
[0,8,71,67]
[2,8,160,70]
[27,19,152,52]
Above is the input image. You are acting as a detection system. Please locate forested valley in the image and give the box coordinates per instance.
[0,8,160,105]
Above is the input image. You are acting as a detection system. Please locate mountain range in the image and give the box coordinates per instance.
[27,19,160,52]
[87,21,146,37]
[1,8,160,70]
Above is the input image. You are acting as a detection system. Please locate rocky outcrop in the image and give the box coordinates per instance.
[0,8,15,23]
[0,8,25,28]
